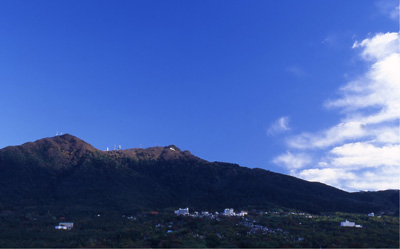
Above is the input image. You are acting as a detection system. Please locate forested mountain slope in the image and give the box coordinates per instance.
[0,134,398,215]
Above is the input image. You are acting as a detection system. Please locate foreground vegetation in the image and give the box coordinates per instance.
[0,207,398,248]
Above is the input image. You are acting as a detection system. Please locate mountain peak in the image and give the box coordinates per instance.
[165,145,181,152]
[29,133,97,152]
[1,134,203,166]
[0,134,98,169]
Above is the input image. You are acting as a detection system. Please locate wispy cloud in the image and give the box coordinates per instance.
[287,121,366,149]
[286,65,306,78]
[273,32,400,192]
[297,165,399,191]
[272,151,311,170]
[321,31,354,49]
[267,116,291,135]
[376,0,400,20]
[297,168,357,188]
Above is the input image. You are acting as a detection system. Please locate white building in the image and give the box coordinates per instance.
[55,222,73,230]
[340,220,356,227]
[174,208,189,216]
[238,211,248,216]
[224,208,235,216]
[55,225,68,230]
[368,212,375,217]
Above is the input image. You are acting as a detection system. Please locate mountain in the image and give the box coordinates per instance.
[0,134,398,215]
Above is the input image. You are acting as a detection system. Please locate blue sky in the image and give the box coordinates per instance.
[1,0,399,192]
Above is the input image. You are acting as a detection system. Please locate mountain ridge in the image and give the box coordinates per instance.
[0,134,398,215]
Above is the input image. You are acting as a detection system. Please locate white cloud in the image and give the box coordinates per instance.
[287,121,366,149]
[296,166,400,192]
[330,142,400,168]
[328,35,400,125]
[372,126,400,143]
[318,162,328,167]
[267,116,291,135]
[352,32,398,61]
[345,166,400,191]
[296,168,357,188]
[272,151,311,170]
[273,32,400,192]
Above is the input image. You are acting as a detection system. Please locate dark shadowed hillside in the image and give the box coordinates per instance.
[0,134,398,215]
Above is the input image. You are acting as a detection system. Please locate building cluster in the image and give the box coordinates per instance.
[106,145,122,151]
[339,212,376,228]
[174,208,248,218]
[223,208,248,217]
[52,210,374,233]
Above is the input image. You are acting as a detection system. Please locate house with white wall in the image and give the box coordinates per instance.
[340,220,355,227]
[174,208,189,216]
[223,208,235,216]
[55,222,74,230]
[340,220,362,228]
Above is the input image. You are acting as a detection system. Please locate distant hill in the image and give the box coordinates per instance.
[0,134,398,215]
